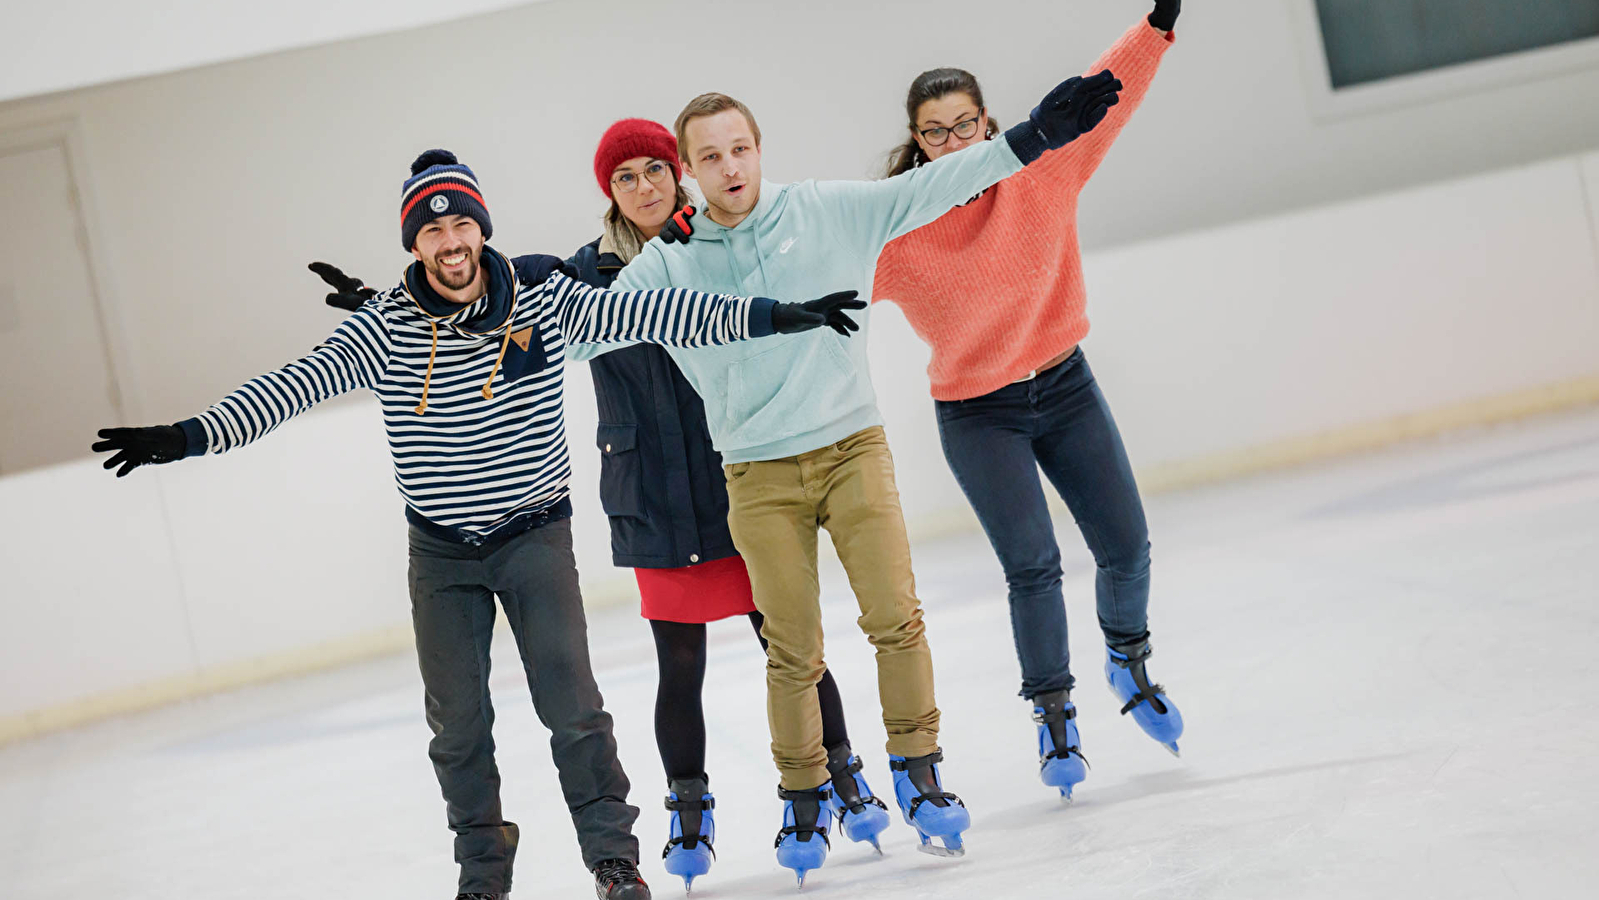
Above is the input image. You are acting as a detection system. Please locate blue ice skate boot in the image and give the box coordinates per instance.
[824,743,892,854]
[774,785,833,887]
[1106,637,1184,756]
[888,751,970,857]
[662,776,715,892]
[1032,688,1089,802]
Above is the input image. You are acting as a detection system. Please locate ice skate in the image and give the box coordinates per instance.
[824,743,891,854]
[774,785,832,887]
[661,776,715,892]
[1106,637,1184,756]
[1033,688,1089,801]
[888,751,970,857]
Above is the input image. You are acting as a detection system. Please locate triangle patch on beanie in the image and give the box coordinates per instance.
[510,327,533,352]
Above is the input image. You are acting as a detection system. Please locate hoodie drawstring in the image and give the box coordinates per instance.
[481,319,515,400]
[414,321,439,415]
[410,255,520,415]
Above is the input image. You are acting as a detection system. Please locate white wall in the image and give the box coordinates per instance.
[5,146,1597,737]
[3,0,1599,432]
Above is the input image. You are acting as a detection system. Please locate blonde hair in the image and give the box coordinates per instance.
[602,181,696,263]
[673,92,763,160]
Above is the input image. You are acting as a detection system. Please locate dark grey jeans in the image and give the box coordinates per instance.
[407,516,639,894]
[935,349,1152,699]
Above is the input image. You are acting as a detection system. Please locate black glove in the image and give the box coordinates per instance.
[308,261,376,312]
[659,206,697,244]
[92,425,187,477]
[1149,0,1180,32]
[771,291,866,337]
[1003,69,1123,164]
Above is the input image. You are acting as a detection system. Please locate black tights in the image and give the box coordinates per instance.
[650,611,849,782]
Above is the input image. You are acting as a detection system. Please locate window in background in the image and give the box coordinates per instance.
[1315,0,1599,89]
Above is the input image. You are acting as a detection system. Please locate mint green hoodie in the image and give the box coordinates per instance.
[586,135,1023,463]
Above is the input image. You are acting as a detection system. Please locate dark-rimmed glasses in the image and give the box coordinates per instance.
[918,112,984,147]
[611,160,672,193]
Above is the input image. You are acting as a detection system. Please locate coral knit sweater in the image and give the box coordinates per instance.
[873,20,1174,401]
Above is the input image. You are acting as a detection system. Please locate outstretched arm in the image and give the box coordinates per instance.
[1040,6,1178,184]
[554,260,863,353]
[819,70,1124,257]
[93,308,392,476]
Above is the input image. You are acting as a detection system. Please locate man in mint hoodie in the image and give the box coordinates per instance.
[575,72,1122,877]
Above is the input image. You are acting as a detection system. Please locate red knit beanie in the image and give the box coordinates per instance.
[593,118,681,198]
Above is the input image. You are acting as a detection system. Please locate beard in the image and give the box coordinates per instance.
[425,245,479,291]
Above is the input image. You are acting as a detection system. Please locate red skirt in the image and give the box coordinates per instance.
[635,554,757,624]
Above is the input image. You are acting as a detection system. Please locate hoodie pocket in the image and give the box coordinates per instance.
[596,423,644,518]
[722,336,857,447]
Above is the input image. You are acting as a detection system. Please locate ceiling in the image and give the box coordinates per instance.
[1,0,548,105]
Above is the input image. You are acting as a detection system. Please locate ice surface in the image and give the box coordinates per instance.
[4,409,1598,899]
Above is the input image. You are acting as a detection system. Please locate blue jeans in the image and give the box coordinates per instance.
[935,348,1151,698]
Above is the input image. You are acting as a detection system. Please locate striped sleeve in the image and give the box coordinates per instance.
[544,270,775,349]
[180,305,393,455]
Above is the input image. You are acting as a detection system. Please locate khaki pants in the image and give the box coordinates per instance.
[724,426,939,789]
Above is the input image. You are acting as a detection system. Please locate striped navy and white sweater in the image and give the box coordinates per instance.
[175,246,776,540]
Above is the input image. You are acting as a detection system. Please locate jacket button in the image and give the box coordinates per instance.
[605,444,612,452]
[689,554,700,563]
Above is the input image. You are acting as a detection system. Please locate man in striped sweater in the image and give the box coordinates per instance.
[91,149,862,900]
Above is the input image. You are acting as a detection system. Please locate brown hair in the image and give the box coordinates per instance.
[884,67,1000,178]
[673,92,763,161]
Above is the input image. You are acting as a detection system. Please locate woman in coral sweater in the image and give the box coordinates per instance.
[873,2,1184,801]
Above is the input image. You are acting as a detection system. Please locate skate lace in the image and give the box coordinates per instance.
[592,858,643,886]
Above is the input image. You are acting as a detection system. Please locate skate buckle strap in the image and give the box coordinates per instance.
[663,833,717,859]
[1119,687,1169,716]
[907,790,965,821]
[775,787,832,848]
[844,794,888,815]
[664,796,715,812]
[888,750,943,772]
[1031,705,1077,725]
[828,756,888,815]
[1112,641,1170,716]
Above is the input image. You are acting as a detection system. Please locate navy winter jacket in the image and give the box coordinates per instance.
[566,238,740,569]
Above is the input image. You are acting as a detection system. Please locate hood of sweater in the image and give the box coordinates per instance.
[682,181,791,290]
[402,244,519,341]
[399,243,522,413]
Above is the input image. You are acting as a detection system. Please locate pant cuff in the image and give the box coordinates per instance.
[778,763,833,791]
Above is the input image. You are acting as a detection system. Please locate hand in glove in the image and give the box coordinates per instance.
[1149,0,1180,32]
[659,206,697,244]
[1003,69,1123,163]
[308,261,376,312]
[771,290,866,337]
[92,425,187,477]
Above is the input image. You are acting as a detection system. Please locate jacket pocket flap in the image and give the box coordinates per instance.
[596,423,638,454]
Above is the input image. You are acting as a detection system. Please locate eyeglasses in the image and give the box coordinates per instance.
[611,160,672,193]
[918,112,984,147]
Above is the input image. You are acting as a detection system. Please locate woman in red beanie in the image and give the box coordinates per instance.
[564,118,885,891]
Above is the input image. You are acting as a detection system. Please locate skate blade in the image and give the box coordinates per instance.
[1059,786,1075,805]
[682,874,695,893]
[868,836,884,857]
[916,841,966,858]
[795,869,808,889]
[1164,741,1181,758]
